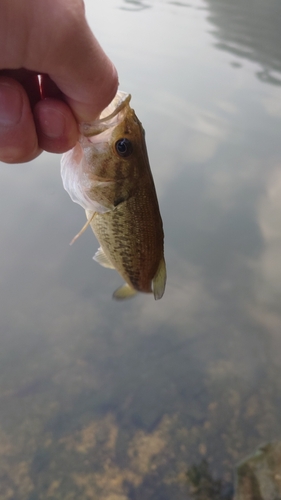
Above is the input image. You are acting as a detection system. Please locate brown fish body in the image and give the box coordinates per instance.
[86,176,164,294]
[61,91,166,299]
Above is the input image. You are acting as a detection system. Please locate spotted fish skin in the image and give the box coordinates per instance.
[87,177,164,295]
[61,91,166,299]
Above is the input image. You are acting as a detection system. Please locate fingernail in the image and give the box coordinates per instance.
[38,105,66,138]
[0,82,23,126]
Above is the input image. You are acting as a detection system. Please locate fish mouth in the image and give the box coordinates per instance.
[80,91,132,138]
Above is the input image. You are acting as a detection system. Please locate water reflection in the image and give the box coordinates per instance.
[205,0,281,85]
[168,1,193,8]
[1,0,281,498]
[119,0,151,11]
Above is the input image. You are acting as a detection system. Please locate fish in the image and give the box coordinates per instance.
[61,91,166,300]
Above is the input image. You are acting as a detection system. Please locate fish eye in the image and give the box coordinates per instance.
[115,138,133,158]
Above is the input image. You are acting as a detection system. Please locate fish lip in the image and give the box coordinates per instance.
[79,91,132,138]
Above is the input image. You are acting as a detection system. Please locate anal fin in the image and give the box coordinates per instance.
[113,283,137,300]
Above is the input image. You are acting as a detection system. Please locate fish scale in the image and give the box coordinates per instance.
[87,181,163,293]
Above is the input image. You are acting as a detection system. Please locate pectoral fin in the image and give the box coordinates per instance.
[93,247,115,269]
[113,283,137,300]
[152,257,167,300]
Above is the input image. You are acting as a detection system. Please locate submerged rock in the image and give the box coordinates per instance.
[235,441,281,500]
[186,459,233,500]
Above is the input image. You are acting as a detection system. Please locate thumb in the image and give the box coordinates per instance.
[21,0,119,123]
[47,27,119,122]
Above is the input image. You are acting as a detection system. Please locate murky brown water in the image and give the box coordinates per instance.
[1,0,281,498]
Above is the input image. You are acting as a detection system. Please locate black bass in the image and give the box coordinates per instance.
[61,91,166,300]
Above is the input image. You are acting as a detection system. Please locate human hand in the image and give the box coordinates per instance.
[0,0,118,163]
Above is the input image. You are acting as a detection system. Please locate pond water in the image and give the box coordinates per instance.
[1,0,281,498]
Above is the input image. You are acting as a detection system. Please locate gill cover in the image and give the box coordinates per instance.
[60,91,131,213]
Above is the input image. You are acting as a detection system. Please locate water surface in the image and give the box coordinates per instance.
[1,0,281,498]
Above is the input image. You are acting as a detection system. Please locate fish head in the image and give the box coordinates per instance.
[61,92,150,213]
